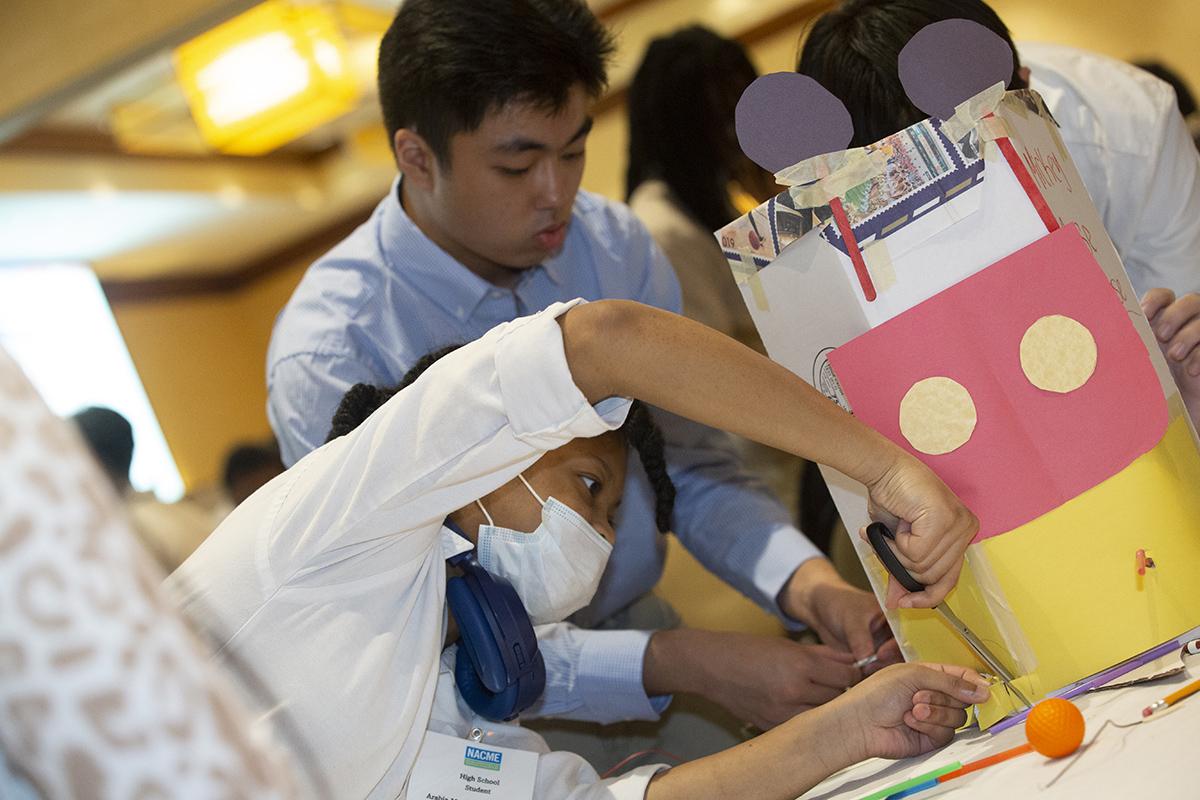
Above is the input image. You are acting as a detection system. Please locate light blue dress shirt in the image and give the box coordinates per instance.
[266,178,823,723]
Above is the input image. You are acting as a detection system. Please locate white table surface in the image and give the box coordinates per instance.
[798,667,1198,799]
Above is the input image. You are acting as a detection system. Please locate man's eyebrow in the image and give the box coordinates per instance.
[566,116,594,146]
[491,116,594,154]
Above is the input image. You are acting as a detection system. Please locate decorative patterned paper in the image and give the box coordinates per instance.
[828,224,1167,540]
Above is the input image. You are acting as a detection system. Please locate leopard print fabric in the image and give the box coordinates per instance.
[0,348,296,799]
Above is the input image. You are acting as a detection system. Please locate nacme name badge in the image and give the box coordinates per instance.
[464,745,502,771]
[406,731,538,800]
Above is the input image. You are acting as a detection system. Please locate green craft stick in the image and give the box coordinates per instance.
[855,762,962,800]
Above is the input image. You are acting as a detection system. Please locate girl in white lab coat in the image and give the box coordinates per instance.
[171,299,988,800]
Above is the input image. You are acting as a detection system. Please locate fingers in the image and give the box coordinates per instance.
[913,663,993,702]
[1141,287,1175,323]
[1148,291,1200,344]
[806,651,864,690]
[872,638,903,673]
[845,612,879,662]
[1166,317,1200,369]
[909,694,970,725]
[902,710,961,747]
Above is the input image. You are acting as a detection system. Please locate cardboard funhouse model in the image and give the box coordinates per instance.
[720,21,1200,726]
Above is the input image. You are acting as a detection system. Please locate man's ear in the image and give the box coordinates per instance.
[1018,66,1032,86]
[394,128,438,191]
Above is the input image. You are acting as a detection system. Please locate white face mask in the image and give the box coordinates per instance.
[475,474,613,625]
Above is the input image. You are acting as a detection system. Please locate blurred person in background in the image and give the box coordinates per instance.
[223,439,285,507]
[71,406,213,572]
[1132,60,1200,149]
[625,26,827,551]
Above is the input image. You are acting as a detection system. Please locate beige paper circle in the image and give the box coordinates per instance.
[899,377,977,455]
[1020,315,1097,393]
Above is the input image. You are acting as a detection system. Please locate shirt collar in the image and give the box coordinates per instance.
[379,176,564,321]
[440,522,474,562]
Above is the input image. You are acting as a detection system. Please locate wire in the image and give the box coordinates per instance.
[601,748,685,779]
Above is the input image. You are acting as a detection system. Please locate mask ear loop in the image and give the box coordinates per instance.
[516,473,547,506]
[475,499,495,527]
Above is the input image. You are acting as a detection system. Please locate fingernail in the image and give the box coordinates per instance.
[1159,325,1175,341]
[963,685,991,702]
[1171,344,1186,359]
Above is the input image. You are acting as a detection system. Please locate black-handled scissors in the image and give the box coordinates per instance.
[866,522,1032,709]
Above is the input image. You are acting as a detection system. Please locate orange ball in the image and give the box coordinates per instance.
[1025,698,1085,758]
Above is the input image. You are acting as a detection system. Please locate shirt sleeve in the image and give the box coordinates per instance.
[263,300,632,579]
[522,624,670,724]
[535,755,667,800]
[655,411,823,626]
[1122,88,1200,298]
[268,347,386,468]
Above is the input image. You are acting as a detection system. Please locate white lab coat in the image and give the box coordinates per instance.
[1023,42,1200,297]
[168,300,665,799]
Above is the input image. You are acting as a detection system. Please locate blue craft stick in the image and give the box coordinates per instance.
[887,778,939,799]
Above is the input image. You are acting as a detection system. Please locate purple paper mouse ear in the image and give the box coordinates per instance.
[898,18,1016,122]
[735,72,854,174]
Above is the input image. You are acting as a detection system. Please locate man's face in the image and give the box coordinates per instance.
[423,84,592,278]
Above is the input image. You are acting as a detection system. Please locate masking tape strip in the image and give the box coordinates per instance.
[940,81,1007,142]
[862,240,897,294]
[773,148,856,186]
[977,116,1011,143]
[776,150,890,208]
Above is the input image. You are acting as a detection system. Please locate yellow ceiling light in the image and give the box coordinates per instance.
[174,1,359,155]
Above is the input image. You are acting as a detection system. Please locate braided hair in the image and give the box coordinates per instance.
[324,345,676,532]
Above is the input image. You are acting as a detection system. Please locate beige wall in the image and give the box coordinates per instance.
[111,258,308,491]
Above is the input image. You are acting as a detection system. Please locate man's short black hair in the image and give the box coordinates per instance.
[71,406,134,491]
[797,0,1024,147]
[377,0,614,167]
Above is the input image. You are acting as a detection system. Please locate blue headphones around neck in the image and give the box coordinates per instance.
[444,520,546,721]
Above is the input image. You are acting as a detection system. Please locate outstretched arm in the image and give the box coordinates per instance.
[559,300,978,607]
[644,663,991,800]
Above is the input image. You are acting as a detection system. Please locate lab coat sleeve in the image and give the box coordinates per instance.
[262,299,631,578]
[1122,87,1200,297]
[535,754,667,800]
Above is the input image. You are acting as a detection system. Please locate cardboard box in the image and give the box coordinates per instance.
[717,88,1200,725]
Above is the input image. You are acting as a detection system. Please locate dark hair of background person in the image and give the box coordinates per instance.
[377,0,614,168]
[625,25,762,232]
[797,0,1026,147]
[326,345,676,533]
[222,440,285,506]
[1133,60,1198,119]
[70,406,134,492]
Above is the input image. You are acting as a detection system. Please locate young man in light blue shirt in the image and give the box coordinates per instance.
[267,0,912,761]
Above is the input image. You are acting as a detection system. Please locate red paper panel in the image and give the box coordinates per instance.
[828,225,1167,540]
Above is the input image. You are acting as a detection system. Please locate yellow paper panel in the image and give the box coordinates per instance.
[891,409,1200,728]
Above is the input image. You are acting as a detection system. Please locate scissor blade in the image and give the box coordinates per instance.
[935,604,1033,709]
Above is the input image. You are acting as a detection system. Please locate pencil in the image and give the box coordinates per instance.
[1142,676,1200,717]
